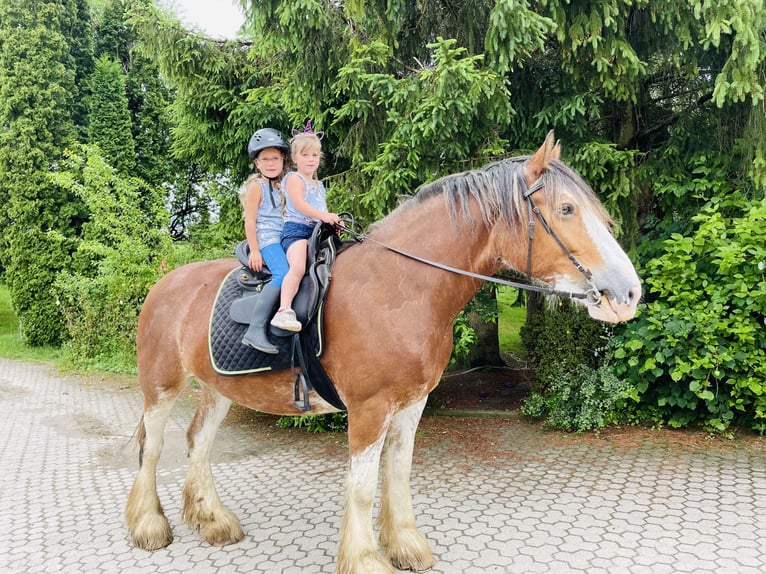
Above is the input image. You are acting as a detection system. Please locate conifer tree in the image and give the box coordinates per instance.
[87,54,136,174]
[0,0,83,345]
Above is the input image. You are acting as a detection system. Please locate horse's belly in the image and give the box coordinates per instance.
[204,369,342,416]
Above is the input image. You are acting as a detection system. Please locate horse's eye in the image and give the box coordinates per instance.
[559,203,575,217]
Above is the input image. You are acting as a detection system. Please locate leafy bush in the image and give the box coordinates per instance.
[4,229,72,347]
[520,299,631,432]
[613,196,766,433]
[521,362,633,432]
[276,412,348,433]
[50,145,172,369]
[449,311,479,368]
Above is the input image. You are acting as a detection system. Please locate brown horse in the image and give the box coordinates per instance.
[125,133,640,573]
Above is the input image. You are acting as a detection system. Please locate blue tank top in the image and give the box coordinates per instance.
[283,172,327,225]
[255,179,285,248]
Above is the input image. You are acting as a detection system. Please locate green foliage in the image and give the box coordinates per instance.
[50,145,171,367]
[613,195,766,433]
[276,412,348,433]
[129,1,267,180]
[485,0,556,73]
[449,312,479,369]
[497,287,526,356]
[0,283,65,361]
[4,230,71,346]
[521,362,633,433]
[520,300,630,432]
[545,0,648,103]
[0,0,82,345]
[695,0,766,107]
[87,54,136,174]
[334,36,511,219]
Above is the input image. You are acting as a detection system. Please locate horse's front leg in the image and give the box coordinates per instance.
[378,397,435,571]
[181,383,244,546]
[125,398,177,550]
[336,410,393,574]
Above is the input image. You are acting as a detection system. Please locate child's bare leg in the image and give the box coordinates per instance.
[270,239,308,332]
[280,240,308,309]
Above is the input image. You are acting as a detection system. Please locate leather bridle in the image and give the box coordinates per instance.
[519,171,601,304]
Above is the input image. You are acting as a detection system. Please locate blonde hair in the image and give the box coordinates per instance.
[290,133,322,161]
[238,174,258,206]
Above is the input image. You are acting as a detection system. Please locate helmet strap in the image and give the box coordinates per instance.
[267,178,278,209]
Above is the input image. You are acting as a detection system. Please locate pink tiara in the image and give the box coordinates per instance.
[291,120,324,141]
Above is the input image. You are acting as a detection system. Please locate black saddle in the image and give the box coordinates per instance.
[210,223,347,411]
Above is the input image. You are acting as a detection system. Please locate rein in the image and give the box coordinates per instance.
[338,167,602,305]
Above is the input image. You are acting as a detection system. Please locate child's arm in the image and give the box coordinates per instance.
[285,176,342,225]
[242,180,265,271]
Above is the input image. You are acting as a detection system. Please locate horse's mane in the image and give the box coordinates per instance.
[372,156,611,232]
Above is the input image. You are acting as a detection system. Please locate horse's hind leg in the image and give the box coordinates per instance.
[378,398,435,571]
[182,382,244,546]
[125,395,178,550]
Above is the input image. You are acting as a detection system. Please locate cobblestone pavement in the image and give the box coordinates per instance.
[2,358,766,574]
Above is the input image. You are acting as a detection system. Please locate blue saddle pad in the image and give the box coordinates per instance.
[208,268,322,376]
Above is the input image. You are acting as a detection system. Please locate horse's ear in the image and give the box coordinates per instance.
[551,138,561,161]
[524,130,557,184]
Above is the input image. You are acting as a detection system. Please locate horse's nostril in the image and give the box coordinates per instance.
[628,286,640,303]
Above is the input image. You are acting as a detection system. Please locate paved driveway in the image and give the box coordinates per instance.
[1,358,765,573]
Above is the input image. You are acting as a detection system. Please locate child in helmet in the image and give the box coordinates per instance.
[240,128,290,353]
[270,127,342,332]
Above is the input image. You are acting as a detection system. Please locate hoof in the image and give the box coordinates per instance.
[381,527,435,572]
[336,549,397,574]
[201,518,245,547]
[183,504,244,547]
[128,513,173,551]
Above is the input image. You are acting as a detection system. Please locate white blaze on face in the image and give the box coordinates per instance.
[549,207,641,323]
[580,209,641,321]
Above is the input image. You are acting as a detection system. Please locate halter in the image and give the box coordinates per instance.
[339,167,603,305]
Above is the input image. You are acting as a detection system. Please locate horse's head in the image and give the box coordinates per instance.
[514,132,641,323]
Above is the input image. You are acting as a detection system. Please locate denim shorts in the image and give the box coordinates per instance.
[280,221,315,252]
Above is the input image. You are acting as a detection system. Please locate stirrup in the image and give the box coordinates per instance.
[293,372,310,411]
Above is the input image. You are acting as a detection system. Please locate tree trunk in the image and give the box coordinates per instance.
[459,291,504,368]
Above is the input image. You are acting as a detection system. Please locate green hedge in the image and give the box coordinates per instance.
[613,196,766,433]
[520,299,632,432]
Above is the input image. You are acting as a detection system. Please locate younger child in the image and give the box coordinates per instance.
[240,128,290,352]
[271,129,342,332]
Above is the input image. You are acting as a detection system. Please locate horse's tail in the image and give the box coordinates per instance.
[127,415,147,466]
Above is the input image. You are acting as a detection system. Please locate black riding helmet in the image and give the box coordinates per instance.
[247,128,289,160]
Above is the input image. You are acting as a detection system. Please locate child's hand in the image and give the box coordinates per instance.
[248,251,264,272]
[321,212,344,226]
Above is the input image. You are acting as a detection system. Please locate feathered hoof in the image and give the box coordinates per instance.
[381,527,436,572]
[335,549,397,574]
[201,517,245,547]
[183,505,244,547]
[127,513,173,551]
[388,551,436,572]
